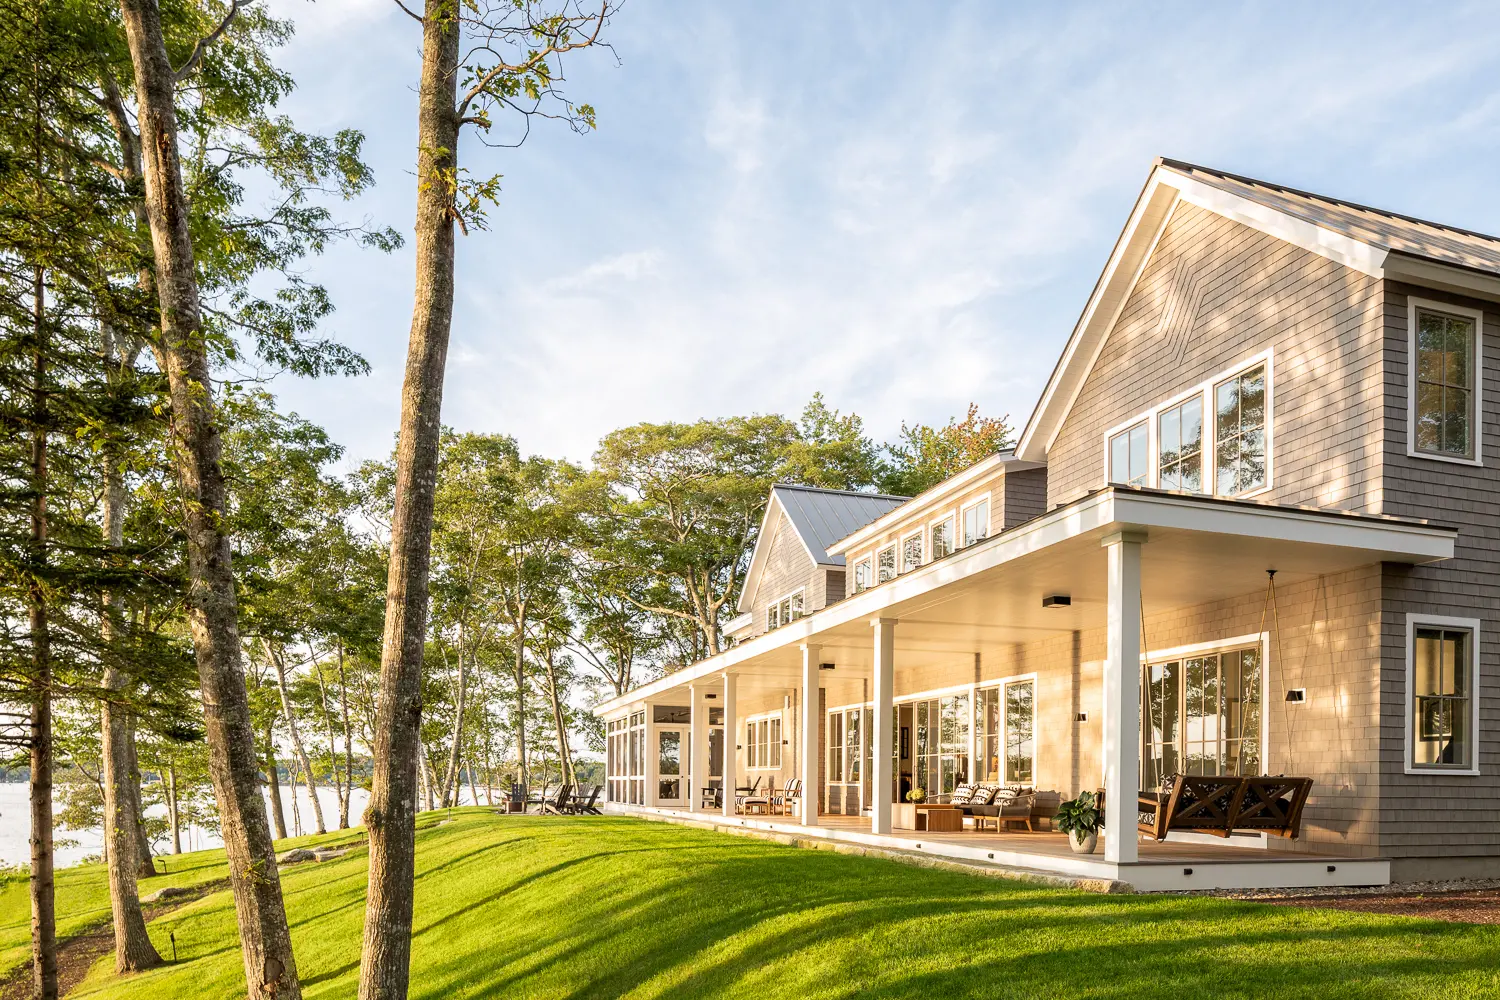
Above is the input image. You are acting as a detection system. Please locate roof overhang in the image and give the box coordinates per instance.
[595,488,1455,716]
[736,490,818,614]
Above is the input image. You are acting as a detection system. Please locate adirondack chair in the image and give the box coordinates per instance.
[567,785,602,815]
[734,776,763,814]
[542,783,573,815]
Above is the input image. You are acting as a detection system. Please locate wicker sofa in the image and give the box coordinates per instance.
[949,783,1047,832]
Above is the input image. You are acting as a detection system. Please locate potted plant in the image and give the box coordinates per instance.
[1054,791,1101,854]
[895,788,924,830]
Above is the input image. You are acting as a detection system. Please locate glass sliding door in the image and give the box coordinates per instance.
[1142,645,1261,789]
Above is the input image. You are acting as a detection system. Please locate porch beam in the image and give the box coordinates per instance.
[689,683,707,814]
[721,672,737,819]
[800,644,820,827]
[872,618,896,835]
[1102,529,1146,864]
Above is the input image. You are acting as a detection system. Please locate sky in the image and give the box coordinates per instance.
[257,0,1500,471]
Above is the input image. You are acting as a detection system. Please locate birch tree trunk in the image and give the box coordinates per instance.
[543,649,575,785]
[360,6,460,998]
[116,1,301,995]
[337,645,354,830]
[512,616,529,789]
[272,646,326,834]
[313,658,348,829]
[166,762,182,855]
[441,646,467,808]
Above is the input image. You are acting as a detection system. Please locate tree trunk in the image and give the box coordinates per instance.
[28,263,57,1000]
[416,742,433,814]
[166,762,182,855]
[441,646,467,808]
[116,2,301,995]
[313,653,348,828]
[288,758,302,838]
[512,618,529,789]
[98,353,161,967]
[466,757,479,808]
[359,6,461,999]
[127,721,154,878]
[264,727,288,842]
[337,645,354,830]
[543,649,575,785]
[272,646,326,834]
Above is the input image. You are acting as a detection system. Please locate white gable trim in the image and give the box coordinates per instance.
[1016,161,1390,463]
[736,491,819,615]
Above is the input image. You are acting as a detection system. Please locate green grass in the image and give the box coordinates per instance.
[12,811,1496,998]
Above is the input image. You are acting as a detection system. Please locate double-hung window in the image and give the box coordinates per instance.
[877,544,897,583]
[901,532,923,573]
[931,516,954,560]
[1411,302,1481,463]
[1407,616,1479,772]
[1214,363,1267,495]
[1158,396,1203,492]
[746,713,782,769]
[853,558,872,594]
[1108,422,1149,487]
[961,498,989,547]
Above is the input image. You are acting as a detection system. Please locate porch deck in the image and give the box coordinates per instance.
[605,803,1390,892]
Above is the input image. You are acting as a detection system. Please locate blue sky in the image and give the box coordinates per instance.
[261,0,1500,469]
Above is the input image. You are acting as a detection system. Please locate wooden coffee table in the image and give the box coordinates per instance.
[915,804,963,832]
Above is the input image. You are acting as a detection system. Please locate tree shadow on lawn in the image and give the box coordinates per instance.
[406,837,1500,1000]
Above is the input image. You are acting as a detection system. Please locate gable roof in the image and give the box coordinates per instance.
[1015,157,1500,462]
[736,485,908,613]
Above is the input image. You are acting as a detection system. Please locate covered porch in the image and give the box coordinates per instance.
[598,487,1454,891]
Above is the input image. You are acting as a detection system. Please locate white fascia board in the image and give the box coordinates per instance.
[1016,175,1181,462]
[1165,171,1388,278]
[826,453,1021,557]
[1382,253,1500,304]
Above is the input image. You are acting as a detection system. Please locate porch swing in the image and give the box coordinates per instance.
[1133,570,1313,842]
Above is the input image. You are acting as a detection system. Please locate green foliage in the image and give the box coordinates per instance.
[880,402,1013,496]
[1054,790,1102,837]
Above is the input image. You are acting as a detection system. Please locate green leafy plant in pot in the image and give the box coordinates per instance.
[1055,790,1102,854]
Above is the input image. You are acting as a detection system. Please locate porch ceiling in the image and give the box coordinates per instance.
[598,487,1455,712]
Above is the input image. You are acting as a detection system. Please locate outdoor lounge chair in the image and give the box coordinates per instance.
[542,783,573,815]
[1134,774,1313,841]
[567,785,602,815]
[958,785,1037,831]
[734,777,763,813]
[701,781,723,810]
[770,779,801,817]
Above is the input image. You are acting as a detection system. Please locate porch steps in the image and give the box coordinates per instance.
[627,808,1133,894]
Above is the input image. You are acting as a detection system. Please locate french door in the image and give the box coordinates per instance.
[656,728,687,805]
[1141,645,1262,789]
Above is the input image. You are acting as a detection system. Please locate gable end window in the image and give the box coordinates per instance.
[1108,422,1148,487]
[1406,615,1479,774]
[1158,396,1203,492]
[765,589,804,632]
[1410,302,1481,464]
[1214,362,1267,496]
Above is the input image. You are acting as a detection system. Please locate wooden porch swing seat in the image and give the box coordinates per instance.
[1136,774,1313,841]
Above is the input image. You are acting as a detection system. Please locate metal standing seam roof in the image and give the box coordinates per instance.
[1159,158,1500,277]
[770,485,908,567]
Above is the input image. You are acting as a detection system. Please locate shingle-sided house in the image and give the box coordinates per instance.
[593,157,1500,890]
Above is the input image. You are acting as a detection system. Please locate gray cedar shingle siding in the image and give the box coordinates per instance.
[1378,280,1500,860]
[1047,202,1385,513]
[998,466,1047,529]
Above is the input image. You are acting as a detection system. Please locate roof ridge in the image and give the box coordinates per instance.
[771,483,910,501]
[1157,157,1500,247]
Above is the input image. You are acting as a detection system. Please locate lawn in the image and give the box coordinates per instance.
[8,811,1494,999]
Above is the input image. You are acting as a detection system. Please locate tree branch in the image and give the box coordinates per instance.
[173,0,250,83]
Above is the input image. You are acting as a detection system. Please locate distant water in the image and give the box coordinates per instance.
[0,782,501,869]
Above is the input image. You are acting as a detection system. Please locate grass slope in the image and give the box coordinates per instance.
[18,811,1499,999]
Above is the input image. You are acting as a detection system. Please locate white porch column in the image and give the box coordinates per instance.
[721,672,738,819]
[872,618,896,835]
[800,644,820,827]
[689,683,708,813]
[1102,530,1146,864]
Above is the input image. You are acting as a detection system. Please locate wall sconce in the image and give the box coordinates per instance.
[819,663,835,670]
[1285,689,1306,704]
[705,693,717,699]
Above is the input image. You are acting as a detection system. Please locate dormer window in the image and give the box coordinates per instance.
[1108,421,1148,487]
[901,532,923,573]
[1409,300,1482,465]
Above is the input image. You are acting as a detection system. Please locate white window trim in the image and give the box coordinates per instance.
[959,492,993,547]
[928,510,957,561]
[1404,613,1482,776]
[852,556,873,594]
[1406,297,1484,467]
[765,587,806,631]
[876,543,897,582]
[974,671,1040,787]
[745,710,784,770]
[1140,632,1271,777]
[1100,349,1275,500]
[899,529,924,573]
